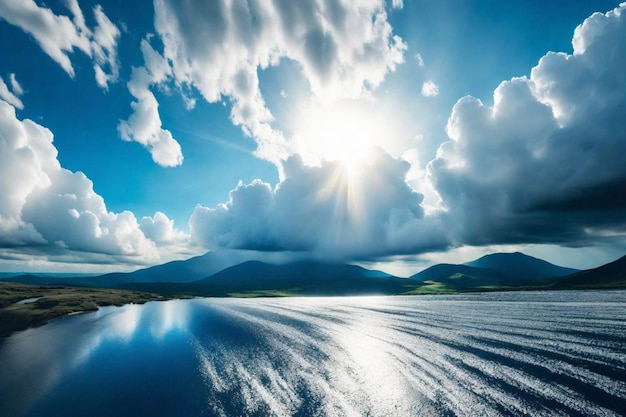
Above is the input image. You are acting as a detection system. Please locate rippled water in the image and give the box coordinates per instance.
[1,291,625,416]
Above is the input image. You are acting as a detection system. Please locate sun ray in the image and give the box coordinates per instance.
[290,99,398,169]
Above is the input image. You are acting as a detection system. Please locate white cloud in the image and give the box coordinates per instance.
[0,102,54,245]
[429,3,626,247]
[9,73,23,96]
[0,99,189,264]
[421,80,439,97]
[118,40,183,167]
[91,5,121,89]
[190,149,449,258]
[145,0,406,165]
[0,75,23,109]
[118,86,183,167]
[22,174,155,256]
[0,0,120,88]
[0,0,89,76]
[392,0,404,10]
[415,53,425,67]
[140,211,187,244]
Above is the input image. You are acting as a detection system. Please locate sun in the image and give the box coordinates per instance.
[290,99,395,168]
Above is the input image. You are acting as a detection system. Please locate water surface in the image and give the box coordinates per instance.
[1,291,625,416]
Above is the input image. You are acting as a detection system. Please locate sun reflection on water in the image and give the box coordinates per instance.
[1,293,625,417]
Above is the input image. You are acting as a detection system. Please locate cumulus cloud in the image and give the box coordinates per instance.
[429,3,626,247]
[118,40,183,167]
[190,149,449,259]
[0,0,120,88]
[0,75,23,109]
[421,80,439,97]
[143,0,406,164]
[0,99,189,264]
[140,211,187,244]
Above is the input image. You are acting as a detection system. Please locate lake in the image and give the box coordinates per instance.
[1,291,625,416]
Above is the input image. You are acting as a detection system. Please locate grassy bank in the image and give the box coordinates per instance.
[0,282,170,338]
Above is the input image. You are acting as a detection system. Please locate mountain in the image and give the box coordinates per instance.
[411,263,506,282]
[550,255,626,289]
[94,251,251,284]
[465,252,579,284]
[6,251,623,296]
[191,260,411,296]
[0,272,97,279]
[1,254,409,295]
[0,275,46,286]
[1,274,101,286]
[407,252,581,292]
[0,272,99,285]
[409,263,512,291]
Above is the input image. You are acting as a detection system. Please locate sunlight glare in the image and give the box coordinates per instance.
[292,99,395,168]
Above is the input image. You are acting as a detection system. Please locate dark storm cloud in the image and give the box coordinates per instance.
[429,4,626,247]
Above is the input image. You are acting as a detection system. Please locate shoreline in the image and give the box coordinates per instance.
[0,282,172,339]
[2,281,624,339]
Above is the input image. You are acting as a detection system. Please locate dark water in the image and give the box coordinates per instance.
[1,291,625,416]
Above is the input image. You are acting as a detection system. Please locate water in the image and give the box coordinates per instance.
[1,291,625,416]
[14,297,42,305]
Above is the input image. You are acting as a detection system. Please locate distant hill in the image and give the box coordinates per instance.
[550,255,626,289]
[191,260,411,296]
[409,263,511,291]
[2,274,129,287]
[1,251,252,287]
[6,251,625,296]
[0,275,47,286]
[0,272,97,279]
[407,252,581,292]
[465,252,578,284]
[2,255,401,294]
[411,263,505,282]
[94,251,251,284]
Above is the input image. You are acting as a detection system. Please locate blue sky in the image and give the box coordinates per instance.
[1,0,625,275]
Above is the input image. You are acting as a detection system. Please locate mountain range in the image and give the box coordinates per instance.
[409,252,581,292]
[2,251,625,296]
[191,260,410,296]
[0,251,253,287]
